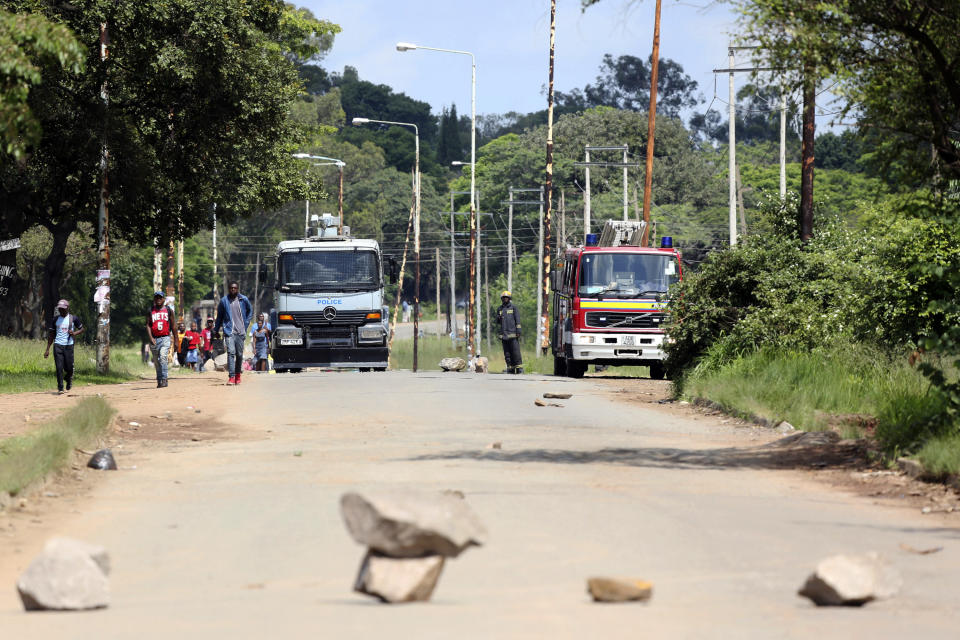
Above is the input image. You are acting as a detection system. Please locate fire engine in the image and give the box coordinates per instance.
[550,220,682,379]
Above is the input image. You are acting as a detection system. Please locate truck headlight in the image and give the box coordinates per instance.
[274,326,303,346]
[358,324,384,342]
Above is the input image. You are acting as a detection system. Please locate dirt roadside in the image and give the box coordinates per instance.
[592,375,960,521]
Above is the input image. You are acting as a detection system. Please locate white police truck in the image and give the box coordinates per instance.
[270,214,388,372]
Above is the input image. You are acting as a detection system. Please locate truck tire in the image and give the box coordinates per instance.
[553,355,567,377]
[275,368,288,374]
[374,367,387,372]
[567,359,586,379]
[649,362,665,380]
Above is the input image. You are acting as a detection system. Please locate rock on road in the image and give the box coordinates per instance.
[1,371,958,638]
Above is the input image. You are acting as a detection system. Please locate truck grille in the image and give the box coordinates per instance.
[585,311,663,329]
[306,326,354,347]
[291,310,370,325]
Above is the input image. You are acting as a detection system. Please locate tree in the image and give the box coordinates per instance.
[0,0,337,332]
[555,54,701,117]
[0,9,84,160]
[437,104,464,167]
[738,0,960,189]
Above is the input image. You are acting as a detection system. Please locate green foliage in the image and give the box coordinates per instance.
[0,338,144,392]
[664,194,960,379]
[916,433,960,477]
[0,396,114,495]
[0,8,84,160]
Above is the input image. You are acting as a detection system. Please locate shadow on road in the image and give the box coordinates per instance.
[407,440,868,472]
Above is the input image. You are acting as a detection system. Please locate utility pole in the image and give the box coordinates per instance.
[583,148,591,238]
[435,246,441,337]
[622,146,629,221]
[484,247,490,351]
[712,46,766,247]
[95,21,111,374]
[449,191,456,341]
[212,204,218,306]
[388,186,415,354]
[153,239,162,292]
[507,186,513,292]
[728,46,737,247]
[536,187,544,355]
[780,90,787,198]
[166,240,175,303]
[474,203,480,359]
[800,61,816,242]
[543,0,556,358]
[640,0,663,247]
[177,240,184,321]
[253,251,261,317]
[560,190,566,248]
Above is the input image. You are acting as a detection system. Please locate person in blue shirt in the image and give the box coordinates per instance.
[43,299,85,394]
[250,313,271,371]
[214,281,253,385]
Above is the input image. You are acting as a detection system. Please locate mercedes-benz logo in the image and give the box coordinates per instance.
[322,306,337,320]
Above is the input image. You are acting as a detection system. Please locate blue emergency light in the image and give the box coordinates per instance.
[585,233,599,246]
[660,236,673,249]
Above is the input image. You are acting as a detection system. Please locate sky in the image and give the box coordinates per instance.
[303,0,746,119]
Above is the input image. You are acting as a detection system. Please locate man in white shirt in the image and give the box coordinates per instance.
[44,299,85,394]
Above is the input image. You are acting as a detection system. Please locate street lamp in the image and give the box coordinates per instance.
[292,153,346,236]
[397,41,478,366]
[352,117,421,373]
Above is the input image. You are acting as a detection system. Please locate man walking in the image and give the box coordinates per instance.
[147,291,178,388]
[496,290,523,374]
[214,281,253,385]
[44,299,84,394]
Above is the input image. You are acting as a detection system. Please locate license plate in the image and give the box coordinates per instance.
[622,335,635,346]
[279,338,303,346]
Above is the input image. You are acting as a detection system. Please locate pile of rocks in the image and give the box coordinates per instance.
[17,537,110,611]
[340,490,487,603]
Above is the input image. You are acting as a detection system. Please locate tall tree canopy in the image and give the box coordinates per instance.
[0,0,339,325]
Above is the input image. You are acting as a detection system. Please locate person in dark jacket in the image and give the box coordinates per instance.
[44,299,85,394]
[214,281,253,385]
[496,290,523,374]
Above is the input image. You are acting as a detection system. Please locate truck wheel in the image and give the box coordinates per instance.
[374,367,387,372]
[567,360,586,379]
[649,362,666,380]
[275,368,288,374]
[553,355,567,377]
[359,367,371,372]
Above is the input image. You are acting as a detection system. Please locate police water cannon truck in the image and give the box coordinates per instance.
[269,213,389,372]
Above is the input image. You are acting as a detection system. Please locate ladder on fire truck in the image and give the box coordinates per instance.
[597,220,648,247]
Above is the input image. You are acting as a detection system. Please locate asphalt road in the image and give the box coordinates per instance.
[1,371,959,638]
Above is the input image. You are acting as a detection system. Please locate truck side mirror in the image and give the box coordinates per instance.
[550,270,561,291]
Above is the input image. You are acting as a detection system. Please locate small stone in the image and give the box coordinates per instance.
[587,577,653,602]
[353,551,445,603]
[775,421,796,434]
[128,421,139,427]
[195,409,202,414]
[340,491,487,558]
[474,357,488,373]
[87,449,117,471]
[798,552,901,606]
[43,492,60,498]
[488,442,502,450]
[17,538,110,610]
[544,393,572,399]
[534,398,547,407]
[439,357,467,372]
[921,506,932,514]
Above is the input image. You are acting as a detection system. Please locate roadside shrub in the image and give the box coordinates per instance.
[875,388,955,456]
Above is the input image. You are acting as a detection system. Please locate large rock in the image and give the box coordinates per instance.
[439,357,467,372]
[353,551,445,603]
[474,357,488,373]
[213,352,229,372]
[587,577,653,603]
[340,491,487,558]
[798,552,902,606]
[17,537,110,611]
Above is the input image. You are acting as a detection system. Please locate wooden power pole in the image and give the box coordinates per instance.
[640,0,663,248]
[95,21,111,374]
[542,0,556,356]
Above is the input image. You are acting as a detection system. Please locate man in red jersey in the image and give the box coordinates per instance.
[147,291,179,388]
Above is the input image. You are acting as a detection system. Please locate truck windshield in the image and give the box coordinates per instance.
[279,250,380,292]
[578,253,679,297]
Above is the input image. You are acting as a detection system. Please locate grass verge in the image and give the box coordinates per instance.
[683,343,960,473]
[0,338,149,394]
[0,396,115,496]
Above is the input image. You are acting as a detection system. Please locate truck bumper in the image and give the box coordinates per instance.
[272,345,389,369]
[567,331,666,362]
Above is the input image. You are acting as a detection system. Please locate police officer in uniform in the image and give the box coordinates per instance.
[496,290,523,374]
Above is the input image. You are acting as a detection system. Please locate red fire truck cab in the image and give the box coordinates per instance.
[550,222,682,379]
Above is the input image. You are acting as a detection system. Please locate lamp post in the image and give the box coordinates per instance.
[352,117,421,372]
[292,153,346,235]
[398,41,478,365]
